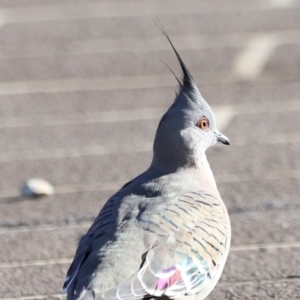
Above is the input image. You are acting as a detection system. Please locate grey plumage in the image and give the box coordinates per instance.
[63,24,231,300]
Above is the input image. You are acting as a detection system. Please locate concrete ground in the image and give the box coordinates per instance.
[1,0,300,299]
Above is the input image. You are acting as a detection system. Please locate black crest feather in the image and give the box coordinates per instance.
[154,18,195,89]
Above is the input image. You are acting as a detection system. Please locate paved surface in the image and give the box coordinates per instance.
[0,1,300,299]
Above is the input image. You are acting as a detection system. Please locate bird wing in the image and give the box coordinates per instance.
[99,191,230,300]
[63,190,122,297]
[63,170,152,299]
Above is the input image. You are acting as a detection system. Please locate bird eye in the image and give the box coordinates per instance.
[197,117,210,131]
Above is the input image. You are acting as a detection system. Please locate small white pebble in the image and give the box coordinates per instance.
[21,178,55,197]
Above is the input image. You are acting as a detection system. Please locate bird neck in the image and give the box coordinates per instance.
[150,150,219,196]
[150,148,198,173]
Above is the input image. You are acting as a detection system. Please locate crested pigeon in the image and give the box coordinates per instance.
[63,24,231,300]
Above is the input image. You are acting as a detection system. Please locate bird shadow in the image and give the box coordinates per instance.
[2,195,46,204]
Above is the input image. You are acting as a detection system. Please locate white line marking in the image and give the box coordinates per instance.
[0,223,91,235]
[0,258,72,268]
[0,108,165,128]
[0,70,281,96]
[231,241,300,251]
[0,1,208,24]
[0,131,298,164]
[0,104,236,163]
[0,143,152,162]
[0,95,300,129]
[1,63,298,95]
[0,105,237,130]
[3,278,300,300]
[217,169,300,184]
[0,75,177,95]
[0,29,300,59]
[269,0,296,8]
[233,35,278,79]
[0,1,237,24]
[219,277,300,288]
[231,99,300,115]
[0,1,298,25]
[2,294,64,300]
[1,241,300,269]
[2,96,300,129]
[213,105,235,131]
[234,133,300,146]
[0,10,6,29]
[1,169,300,200]
[0,181,122,199]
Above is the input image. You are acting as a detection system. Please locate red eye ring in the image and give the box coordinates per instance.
[197,117,209,131]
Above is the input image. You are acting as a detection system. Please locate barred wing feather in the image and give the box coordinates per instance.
[100,191,229,300]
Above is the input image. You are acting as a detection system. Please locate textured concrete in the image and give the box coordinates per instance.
[0,226,88,262]
[0,1,299,299]
[0,49,238,81]
[210,279,300,299]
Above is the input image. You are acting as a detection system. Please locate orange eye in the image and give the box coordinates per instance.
[197,117,209,131]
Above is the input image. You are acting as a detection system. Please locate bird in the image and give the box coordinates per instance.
[63,23,231,300]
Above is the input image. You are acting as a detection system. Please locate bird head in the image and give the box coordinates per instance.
[151,23,229,170]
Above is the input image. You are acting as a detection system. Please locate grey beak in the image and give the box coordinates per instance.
[215,132,230,145]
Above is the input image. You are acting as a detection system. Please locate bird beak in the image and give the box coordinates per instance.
[215,131,230,145]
